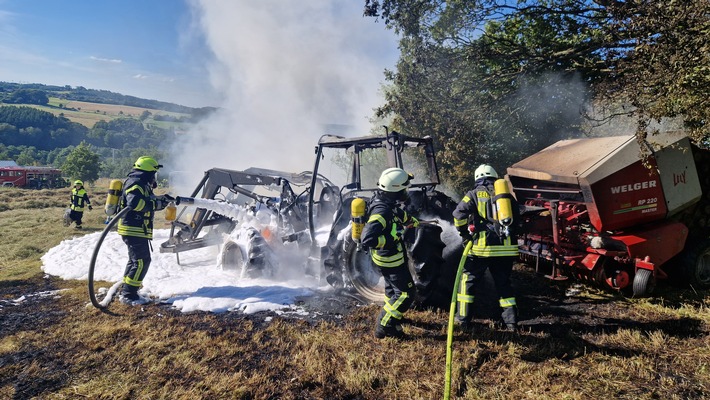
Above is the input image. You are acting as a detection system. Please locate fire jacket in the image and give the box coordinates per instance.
[453,178,519,257]
[118,170,158,239]
[361,192,419,268]
[70,187,91,212]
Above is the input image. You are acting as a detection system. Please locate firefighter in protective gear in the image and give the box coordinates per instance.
[361,168,419,339]
[453,164,520,331]
[69,180,92,229]
[118,156,173,305]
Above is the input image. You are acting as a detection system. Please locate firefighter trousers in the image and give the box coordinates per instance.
[456,255,518,325]
[122,236,152,288]
[376,263,416,329]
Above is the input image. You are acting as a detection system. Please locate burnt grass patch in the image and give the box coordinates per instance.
[0,267,708,399]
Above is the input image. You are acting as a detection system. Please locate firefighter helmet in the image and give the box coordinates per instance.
[474,164,498,180]
[377,168,412,192]
[74,180,83,186]
[133,156,163,172]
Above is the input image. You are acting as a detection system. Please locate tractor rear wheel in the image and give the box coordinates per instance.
[344,244,384,302]
[632,268,655,297]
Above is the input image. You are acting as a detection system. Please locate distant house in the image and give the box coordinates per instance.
[0,161,18,168]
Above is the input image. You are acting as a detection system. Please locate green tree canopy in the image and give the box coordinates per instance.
[62,142,101,184]
[364,0,710,192]
[3,89,49,105]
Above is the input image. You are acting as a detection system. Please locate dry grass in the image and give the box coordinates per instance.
[10,98,191,128]
[0,187,708,399]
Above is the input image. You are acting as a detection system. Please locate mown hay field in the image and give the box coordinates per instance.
[11,98,192,129]
[0,186,708,399]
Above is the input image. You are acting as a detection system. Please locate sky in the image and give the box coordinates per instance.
[0,0,404,180]
[40,198,342,314]
[0,0,400,110]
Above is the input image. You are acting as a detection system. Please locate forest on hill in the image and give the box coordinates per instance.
[0,82,218,180]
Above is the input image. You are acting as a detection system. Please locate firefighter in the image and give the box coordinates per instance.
[361,167,419,339]
[453,164,520,331]
[69,180,92,229]
[118,156,173,305]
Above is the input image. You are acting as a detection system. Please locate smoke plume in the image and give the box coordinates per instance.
[169,1,398,189]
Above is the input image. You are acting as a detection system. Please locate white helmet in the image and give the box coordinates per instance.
[474,164,498,180]
[377,168,412,192]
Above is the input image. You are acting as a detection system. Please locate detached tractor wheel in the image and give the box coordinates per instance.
[632,269,656,297]
[682,238,710,289]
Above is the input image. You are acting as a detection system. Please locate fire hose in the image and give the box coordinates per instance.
[87,206,131,309]
[444,240,473,400]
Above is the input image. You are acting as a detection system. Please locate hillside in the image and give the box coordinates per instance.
[0,82,221,177]
[0,81,217,130]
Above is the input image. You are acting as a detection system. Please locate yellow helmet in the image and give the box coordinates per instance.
[74,180,83,186]
[133,156,163,172]
[377,168,412,192]
[474,164,498,180]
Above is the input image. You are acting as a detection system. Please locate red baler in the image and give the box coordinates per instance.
[507,131,710,295]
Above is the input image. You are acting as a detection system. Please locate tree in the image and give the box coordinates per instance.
[364,0,710,192]
[139,110,152,121]
[15,147,39,166]
[3,89,49,105]
[62,142,101,184]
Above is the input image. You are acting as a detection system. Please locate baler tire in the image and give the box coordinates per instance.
[682,238,710,289]
[632,269,655,297]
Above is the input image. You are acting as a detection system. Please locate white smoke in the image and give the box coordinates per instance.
[170,1,399,186]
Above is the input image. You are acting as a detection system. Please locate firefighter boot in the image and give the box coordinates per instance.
[501,306,519,332]
[374,310,406,339]
[119,284,150,305]
[374,322,406,339]
[455,317,475,333]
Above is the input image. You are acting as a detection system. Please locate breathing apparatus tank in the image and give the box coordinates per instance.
[104,179,123,216]
[493,179,513,237]
[351,197,367,247]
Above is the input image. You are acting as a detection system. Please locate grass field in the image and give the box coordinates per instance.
[10,97,193,130]
[0,186,708,399]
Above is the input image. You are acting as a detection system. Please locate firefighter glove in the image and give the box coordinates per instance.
[88,204,93,211]
[457,225,473,246]
[153,195,168,211]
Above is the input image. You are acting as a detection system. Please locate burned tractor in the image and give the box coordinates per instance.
[160,131,460,308]
[508,131,710,296]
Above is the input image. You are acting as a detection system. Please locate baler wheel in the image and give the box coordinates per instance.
[682,238,710,289]
[632,269,655,297]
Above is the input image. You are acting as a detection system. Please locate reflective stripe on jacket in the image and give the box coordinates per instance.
[70,188,90,212]
[453,180,519,258]
[117,172,157,239]
[361,193,418,268]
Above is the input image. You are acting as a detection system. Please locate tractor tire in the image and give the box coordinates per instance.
[344,242,385,302]
[342,224,451,306]
[632,268,655,297]
[221,240,246,273]
[408,223,446,306]
[682,238,710,289]
[220,228,273,279]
